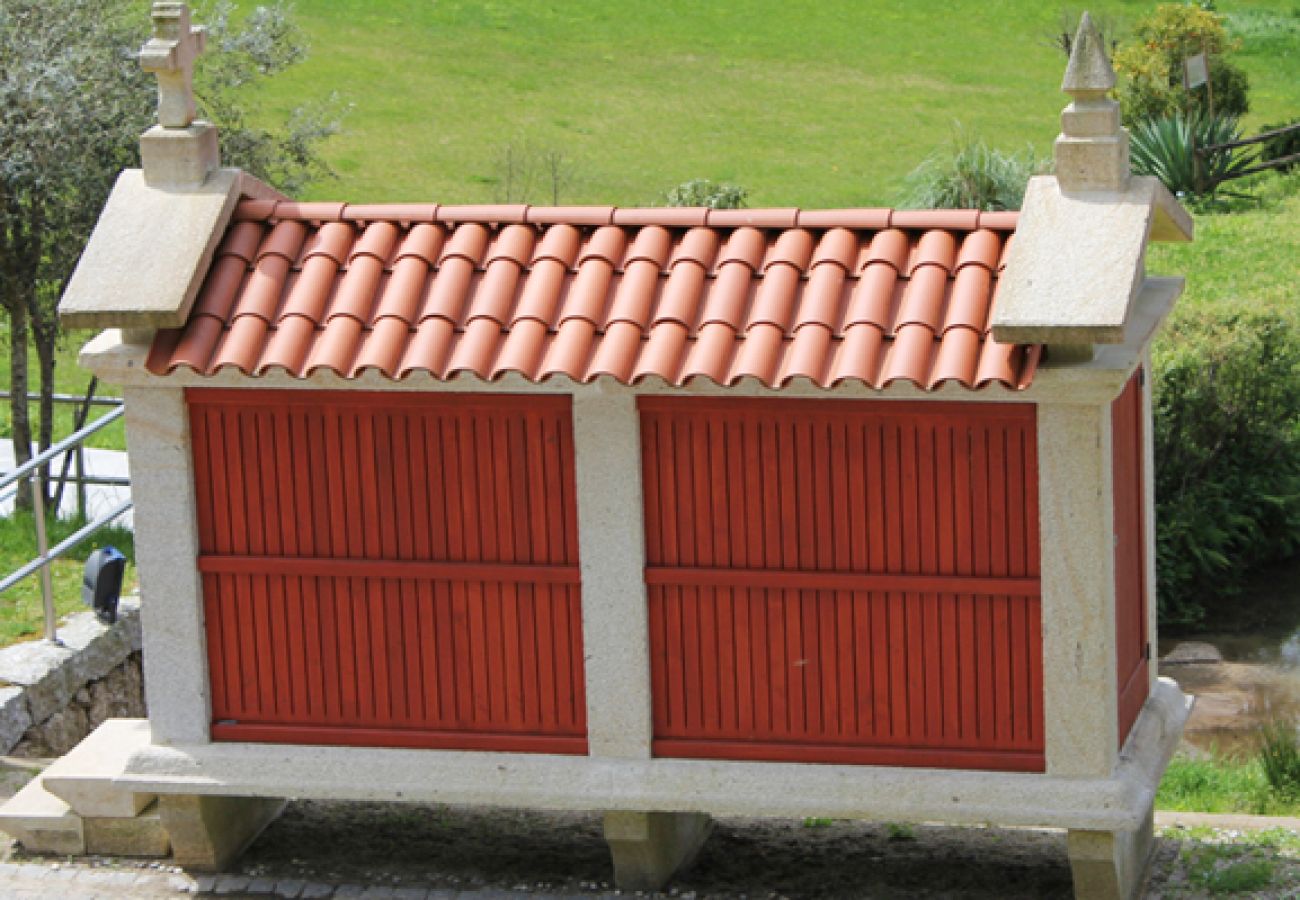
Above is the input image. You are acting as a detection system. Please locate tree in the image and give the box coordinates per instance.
[1112,3,1249,125]
[0,0,338,510]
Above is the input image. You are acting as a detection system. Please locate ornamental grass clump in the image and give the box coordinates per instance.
[898,129,1047,212]
[1258,719,1300,801]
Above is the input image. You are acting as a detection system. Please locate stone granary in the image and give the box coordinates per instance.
[0,7,1193,899]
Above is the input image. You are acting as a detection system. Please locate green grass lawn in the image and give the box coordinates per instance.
[3,0,1297,443]
[250,0,1300,207]
[1159,753,1300,817]
[0,513,135,648]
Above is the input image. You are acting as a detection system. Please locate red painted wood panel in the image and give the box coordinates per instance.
[639,398,1043,771]
[1113,371,1150,747]
[187,389,586,753]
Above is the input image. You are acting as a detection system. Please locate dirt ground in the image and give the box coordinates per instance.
[3,773,1299,897]
[226,800,1157,899]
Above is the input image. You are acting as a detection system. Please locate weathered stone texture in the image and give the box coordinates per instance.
[12,654,145,757]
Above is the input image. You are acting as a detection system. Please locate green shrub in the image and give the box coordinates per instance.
[1257,720,1300,800]
[898,129,1047,211]
[1153,311,1300,625]
[1130,111,1257,196]
[1258,119,1300,174]
[664,179,748,209]
[1113,3,1249,124]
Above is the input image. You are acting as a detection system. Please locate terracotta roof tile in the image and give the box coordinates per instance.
[613,207,710,228]
[707,208,799,229]
[796,209,892,230]
[149,203,1038,391]
[271,201,346,222]
[342,203,439,224]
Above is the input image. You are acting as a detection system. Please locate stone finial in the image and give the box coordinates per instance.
[139,2,207,129]
[136,2,219,189]
[1055,12,1129,193]
[1062,13,1116,96]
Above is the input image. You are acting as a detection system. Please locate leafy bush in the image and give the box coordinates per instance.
[898,129,1047,211]
[1258,720,1300,800]
[664,179,748,209]
[1258,119,1300,174]
[1153,312,1300,625]
[1130,111,1256,196]
[1113,3,1249,124]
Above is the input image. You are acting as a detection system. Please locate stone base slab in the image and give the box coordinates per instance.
[42,717,155,817]
[85,799,171,857]
[119,680,1191,834]
[0,719,170,859]
[0,774,85,855]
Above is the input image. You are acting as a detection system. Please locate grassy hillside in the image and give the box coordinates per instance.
[249,0,1300,207]
[3,0,1298,441]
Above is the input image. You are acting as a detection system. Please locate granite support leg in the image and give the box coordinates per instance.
[602,810,712,891]
[1066,803,1155,900]
[158,794,285,871]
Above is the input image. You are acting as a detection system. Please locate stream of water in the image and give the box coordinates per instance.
[1158,558,1300,754]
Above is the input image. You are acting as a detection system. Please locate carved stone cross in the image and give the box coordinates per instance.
[139,2,208,129]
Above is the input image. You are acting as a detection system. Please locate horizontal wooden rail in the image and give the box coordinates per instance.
[644,566,1040,596]
[1216,152,1300,181]
[1199,121,1300,153]
[198,555,581,584]
[213,722,588,755]
[653,738,1044,772]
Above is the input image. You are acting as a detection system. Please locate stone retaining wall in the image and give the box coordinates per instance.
[0,597,144,756]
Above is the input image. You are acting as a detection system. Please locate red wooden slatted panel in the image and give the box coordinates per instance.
[639,397,1043,772]
[1113,371,1150,747]
[188,389,586,754]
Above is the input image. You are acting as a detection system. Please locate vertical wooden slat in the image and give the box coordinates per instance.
[639,399,1043,771]
[1114,372,1150,746]
[190,391,586,752]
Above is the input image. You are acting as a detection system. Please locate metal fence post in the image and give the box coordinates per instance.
[30,472,58,643]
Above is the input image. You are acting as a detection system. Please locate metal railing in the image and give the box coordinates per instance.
[0,404,132,643]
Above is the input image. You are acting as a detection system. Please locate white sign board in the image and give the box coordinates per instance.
[1185,53,1209,89]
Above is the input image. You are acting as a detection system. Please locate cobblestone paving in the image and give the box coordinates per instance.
[0,862,571,899]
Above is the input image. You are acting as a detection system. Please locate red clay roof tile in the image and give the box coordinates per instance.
[342,203,439,224]
[437,204,528,224]
[796,209,892,230]
[707,208,799,229]
[150,204,1037,391]
[526,206,616,226]
[613,207,709,228]
[271,201,346,222]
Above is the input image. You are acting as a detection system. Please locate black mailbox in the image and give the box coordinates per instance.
[82,547,126,625]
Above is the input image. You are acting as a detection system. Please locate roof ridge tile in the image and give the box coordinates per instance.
[342,203,439,224]
[706,208,799,229]
[437,204,529,224]
[272,201,346,222]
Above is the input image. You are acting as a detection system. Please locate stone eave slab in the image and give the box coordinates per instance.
[58,168,265,330]
[990,176,1192,346]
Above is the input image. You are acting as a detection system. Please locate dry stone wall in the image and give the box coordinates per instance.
[0,597,144,756]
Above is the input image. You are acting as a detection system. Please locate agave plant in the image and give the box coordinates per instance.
[1129,112,1258,197]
